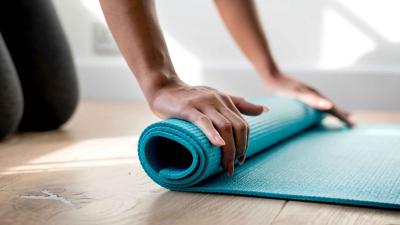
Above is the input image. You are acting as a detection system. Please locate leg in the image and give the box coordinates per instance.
[0,34,23,139]
[0,0,79,131]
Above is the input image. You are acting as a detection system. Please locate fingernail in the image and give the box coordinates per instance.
[227,161,234,176]
[263,106,269,112]
[214,135,226,146]
[346,121,355,128]
[238,156,245,165]
[318,100,332,109]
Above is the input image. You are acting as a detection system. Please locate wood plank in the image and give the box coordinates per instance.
[271,201,400,225]
[0,101,285,225]
[1,101,400,225]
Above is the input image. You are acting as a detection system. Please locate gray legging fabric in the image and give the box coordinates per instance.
[0,0,79,139]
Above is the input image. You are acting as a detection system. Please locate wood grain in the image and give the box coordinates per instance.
[0,101,399,225]
[272,201,400,225]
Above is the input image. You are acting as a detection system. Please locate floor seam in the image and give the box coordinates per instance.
[270,200,289,225]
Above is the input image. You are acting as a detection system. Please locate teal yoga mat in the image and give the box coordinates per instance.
[138,96,400,209]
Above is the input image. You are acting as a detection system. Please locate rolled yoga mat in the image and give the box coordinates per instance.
[138,96,400,209]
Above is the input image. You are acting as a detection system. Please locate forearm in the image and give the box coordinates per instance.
[214,0,280,83]
[100,0,179,101]
[215,0,353,126]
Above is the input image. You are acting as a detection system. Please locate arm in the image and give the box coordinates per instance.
[214,0,353,127]
[100,0,267,175]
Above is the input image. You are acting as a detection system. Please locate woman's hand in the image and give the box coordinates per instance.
[267,74,354,127]
[149,79,268,176]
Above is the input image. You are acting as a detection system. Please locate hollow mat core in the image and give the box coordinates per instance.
[138,96,400,209]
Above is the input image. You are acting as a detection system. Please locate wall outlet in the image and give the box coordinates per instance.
[92,23,119,55]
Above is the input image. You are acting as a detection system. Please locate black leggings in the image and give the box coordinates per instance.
[0,0,79,139]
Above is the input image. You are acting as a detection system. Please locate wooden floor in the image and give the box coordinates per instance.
[1,101,400,225]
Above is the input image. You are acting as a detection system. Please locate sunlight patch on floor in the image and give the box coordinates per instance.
[0,136,139,175]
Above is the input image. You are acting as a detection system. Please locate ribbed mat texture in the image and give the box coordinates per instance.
[138,96,400,209]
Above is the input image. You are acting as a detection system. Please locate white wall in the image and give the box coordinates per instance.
[52,0,400,110]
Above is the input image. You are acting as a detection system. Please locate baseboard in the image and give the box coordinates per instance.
[76,57,400,110]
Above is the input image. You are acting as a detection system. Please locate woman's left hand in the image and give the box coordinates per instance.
[266,74,354,128]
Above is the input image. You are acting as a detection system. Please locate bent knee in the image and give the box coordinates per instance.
[46,91,80,129]
[19,83,79,131]
[0,95,23,140]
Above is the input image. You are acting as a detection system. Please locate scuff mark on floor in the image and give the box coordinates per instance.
[19,189,75,207]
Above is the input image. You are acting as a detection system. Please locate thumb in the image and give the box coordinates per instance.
[231,96,269,116]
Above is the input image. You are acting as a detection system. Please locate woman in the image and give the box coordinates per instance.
[0,0,351,177]
[99,0,353,176]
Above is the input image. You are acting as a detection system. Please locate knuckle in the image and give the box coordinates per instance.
[178,100,192,111]
[238,121,248,132]
[199,93,217,103]
[219,107,231,114]
[208,93,219,101]
[219,121,232,131]
[219,93,229,100]
[183,100,194,108]
[229,117,247,132]
[177,104,196,119]
[196,115,210,124]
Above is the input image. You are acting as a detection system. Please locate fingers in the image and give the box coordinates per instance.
[297,92,333,111]
[179,108,225,147]
[296,90,354,127]
[218,96,249,164]
[204,109,237,176]
[328,107,355,128]
[336,108,351,117]
[304,95,354,128]
[218,107,248,165]
[201,95,266,176]
[180,104,242,176]
[179,93,269,176]
[302,94,354,127]
[231,96,269,115]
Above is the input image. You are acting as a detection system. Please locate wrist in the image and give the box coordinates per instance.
[259,70,285,86]
[139,70,184,102]
[253,59,283,84]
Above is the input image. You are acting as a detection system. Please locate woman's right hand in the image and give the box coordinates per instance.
[148,79,268,176]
